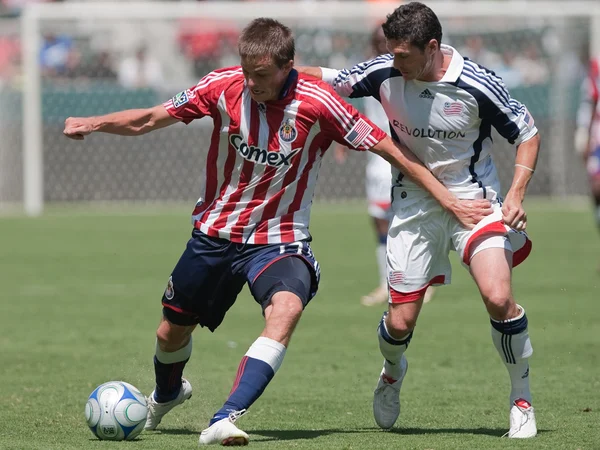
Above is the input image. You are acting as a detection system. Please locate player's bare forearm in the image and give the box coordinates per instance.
[64,105,177,140]
[507,133,541,202]
[370,137,492,228]
[296,66,323,79]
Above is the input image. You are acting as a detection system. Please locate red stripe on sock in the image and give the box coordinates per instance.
[229,356,249,396]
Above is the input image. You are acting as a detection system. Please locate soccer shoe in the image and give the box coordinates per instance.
[508,398,537,438]
[361,286,388,306]
[144,378,193,430]
[373,354,408,429]
[199,410,249,446]
[423,286,436,304]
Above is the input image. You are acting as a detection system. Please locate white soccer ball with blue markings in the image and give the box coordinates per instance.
[85,381,148,440]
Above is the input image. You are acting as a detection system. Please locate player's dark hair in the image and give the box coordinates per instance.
[238,18,295,68]
[382,2,443,51]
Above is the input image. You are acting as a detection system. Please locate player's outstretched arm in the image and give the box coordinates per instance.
[297,66,323,80]
[371,136,493,229]
[63,105,178,140]
[501,133,541,230]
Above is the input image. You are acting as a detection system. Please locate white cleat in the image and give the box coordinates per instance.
[361,286,389,306]
[508,398,537,438]
[199,410,249,446]
[373,355,408,429]
[145,378,193,430]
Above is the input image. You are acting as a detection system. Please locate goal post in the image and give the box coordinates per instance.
[16,1,600,215]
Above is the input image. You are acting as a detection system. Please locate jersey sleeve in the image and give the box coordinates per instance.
[306,80,386,151]
[163,68,231,124]
[320,54,395,100]
[470,72,538,146]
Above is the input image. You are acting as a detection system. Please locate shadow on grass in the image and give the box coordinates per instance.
[250,427,554,442]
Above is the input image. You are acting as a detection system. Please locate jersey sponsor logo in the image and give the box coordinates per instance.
[172,90,192,108]
[419,89,435,99]
[278,118,297,143]
[392,120,466,140]
[344,118,373,147]
[230,134,301,167]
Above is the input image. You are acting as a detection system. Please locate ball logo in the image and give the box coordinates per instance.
[278,118,297,143]
[165,276,174,300]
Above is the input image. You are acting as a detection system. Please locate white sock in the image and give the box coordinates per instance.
[245,336,287,372]
[376,243,387,288]
[490,305,533,405]
[377,312,411,380]
[155,337,192,364]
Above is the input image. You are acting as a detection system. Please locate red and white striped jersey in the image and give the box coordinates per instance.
[164,67,386,244]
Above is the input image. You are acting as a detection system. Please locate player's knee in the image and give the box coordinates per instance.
[156,319,193,352]
[386,312,417,338]
[270,291,304,321]
[483,294,516,321]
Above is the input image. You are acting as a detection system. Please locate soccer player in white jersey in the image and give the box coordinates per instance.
[299,2,541,438]
[63,17,491,446]
[337,26,436,306]
[575,55,600,271]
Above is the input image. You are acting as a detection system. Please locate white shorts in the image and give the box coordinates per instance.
[386,198,532,302]
[366,160,392,219]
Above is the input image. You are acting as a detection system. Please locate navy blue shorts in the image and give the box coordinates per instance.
[161,230,321,330]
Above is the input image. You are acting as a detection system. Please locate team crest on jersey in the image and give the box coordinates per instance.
[164,276,174,300]
[278,118,297,143]
[172,90,191,108]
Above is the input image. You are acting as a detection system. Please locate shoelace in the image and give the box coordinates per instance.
[228,409,247,423]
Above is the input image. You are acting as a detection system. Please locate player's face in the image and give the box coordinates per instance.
[387,39,438,81]
[241,55,293,102]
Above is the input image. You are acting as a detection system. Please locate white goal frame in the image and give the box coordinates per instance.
[21,1,600,215]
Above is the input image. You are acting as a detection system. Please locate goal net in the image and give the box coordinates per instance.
[3,1,600,214]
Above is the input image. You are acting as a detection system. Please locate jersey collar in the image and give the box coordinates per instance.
[277,69,298,100]
[439,44,464,83]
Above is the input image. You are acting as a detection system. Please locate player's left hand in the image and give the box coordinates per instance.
[502,195,527,231]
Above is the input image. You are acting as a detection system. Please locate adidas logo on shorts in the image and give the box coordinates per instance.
[419,89,434,99]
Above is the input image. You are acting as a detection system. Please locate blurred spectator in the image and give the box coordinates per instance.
[118,46,164,90]
[40,33,73,77]
[494,50,523,89]
[177,18,238,78]
[0,36,20,88]
[87,51,117,80]
[459,35,501,70]
[512,42,550,86]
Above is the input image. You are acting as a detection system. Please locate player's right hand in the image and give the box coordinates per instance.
[63,117,94,140]
[451,199,493,229]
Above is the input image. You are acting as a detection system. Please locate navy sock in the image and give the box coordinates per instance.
[154,357,189,402]
[153,338,192,403]
[210,337,285,425]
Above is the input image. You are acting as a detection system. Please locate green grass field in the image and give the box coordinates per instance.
[1,201,599,450]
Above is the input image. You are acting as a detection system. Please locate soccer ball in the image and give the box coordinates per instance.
[85,381,148,440]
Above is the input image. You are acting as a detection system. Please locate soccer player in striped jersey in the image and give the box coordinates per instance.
[299,1,541,438]
[575,55,600,270]
[64,17,492,446]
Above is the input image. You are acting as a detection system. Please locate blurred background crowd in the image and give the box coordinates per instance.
[0,0,573,93]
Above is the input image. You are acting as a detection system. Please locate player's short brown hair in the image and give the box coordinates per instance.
[238,18,295,68]
[382,2,443,50]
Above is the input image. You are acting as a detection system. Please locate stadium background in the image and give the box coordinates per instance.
[0,0,594,207]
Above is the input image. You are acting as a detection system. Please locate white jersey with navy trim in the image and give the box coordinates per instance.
[323,45,538,203]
